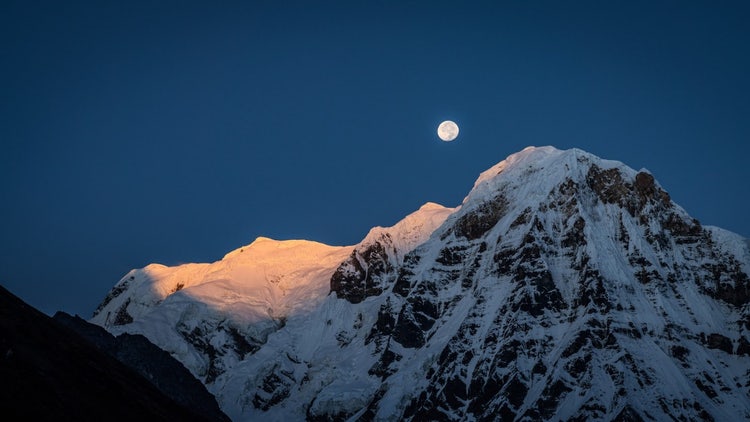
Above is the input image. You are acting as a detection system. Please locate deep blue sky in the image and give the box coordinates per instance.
[2,1,749,316]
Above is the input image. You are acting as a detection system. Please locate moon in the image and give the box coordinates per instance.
[437,120,459,142]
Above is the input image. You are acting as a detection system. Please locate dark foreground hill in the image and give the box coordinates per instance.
[0,284,228,421]
[53,311,228,422]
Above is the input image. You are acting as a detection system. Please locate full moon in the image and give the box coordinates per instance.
[437,120,459,142]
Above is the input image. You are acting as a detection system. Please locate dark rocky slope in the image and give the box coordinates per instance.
[53,311,228,422]
[0,284,224,421]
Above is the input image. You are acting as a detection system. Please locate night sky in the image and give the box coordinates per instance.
[2,1,749,316]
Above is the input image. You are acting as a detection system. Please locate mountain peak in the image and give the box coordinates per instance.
[461,146,656,221]
[90,146,750,421]
[418,201,447,211]
[469,146,634,197]
[222,236,340,260]
[472,145,562,188]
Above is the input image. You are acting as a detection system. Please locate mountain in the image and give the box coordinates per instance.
[92,146,750,421]
[0,285,223,421]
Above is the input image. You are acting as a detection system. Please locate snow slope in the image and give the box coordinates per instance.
[93,146,750,421]
[92,203,454,399]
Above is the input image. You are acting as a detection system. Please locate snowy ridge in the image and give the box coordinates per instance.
[91,202,454,402]
[93,146,750,421]
[330,203,455,305]
[360,202,456,262]
[91,237,356,383]
[92,238,353,327]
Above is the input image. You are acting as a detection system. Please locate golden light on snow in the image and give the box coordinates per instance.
[437,120,459,142]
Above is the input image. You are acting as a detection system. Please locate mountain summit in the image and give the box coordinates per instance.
[93,146,750,421]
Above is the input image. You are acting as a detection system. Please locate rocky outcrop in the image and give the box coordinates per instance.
[330,239,395,304]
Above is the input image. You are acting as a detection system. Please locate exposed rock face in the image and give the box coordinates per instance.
[331,202,456,304]
[92,146,750,421]
[331,238,396,303]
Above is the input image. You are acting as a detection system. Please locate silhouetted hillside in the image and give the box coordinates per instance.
[0,284,223,421]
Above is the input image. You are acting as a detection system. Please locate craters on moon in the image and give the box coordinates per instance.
[437,120,459,142]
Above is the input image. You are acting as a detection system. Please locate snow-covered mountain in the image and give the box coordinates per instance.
[93,146,750,421]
